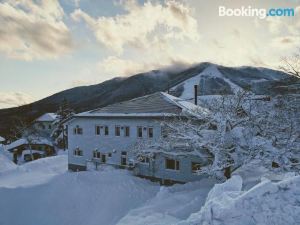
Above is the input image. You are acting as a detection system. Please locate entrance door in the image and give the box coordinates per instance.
[121,151,127,166]
[121,157,127,166]
[101,154,106,163]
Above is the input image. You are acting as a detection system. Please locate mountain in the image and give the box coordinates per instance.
[170,64,299,100]
[0,62,299,138]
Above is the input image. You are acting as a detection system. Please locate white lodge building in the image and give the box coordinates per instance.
[67,92,210,183]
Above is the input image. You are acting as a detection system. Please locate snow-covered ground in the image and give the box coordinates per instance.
[178,175,300,225]
[0,152,215,225]
[0,152,299,225]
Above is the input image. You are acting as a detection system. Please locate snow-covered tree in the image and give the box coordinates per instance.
[52,98,74,149]
[12,119,41,162]
[132,91,300,180]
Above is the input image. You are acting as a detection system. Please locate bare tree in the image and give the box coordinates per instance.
[279,49,300,78]
[11,119,41,162]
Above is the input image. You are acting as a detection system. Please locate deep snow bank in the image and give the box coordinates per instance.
[0,151,16,173]
[0,155,67,188]
[179,175,300,225]
[0,164,159,225]
[117,179,216,225]
[0,155,217,225]
[2,153,298,225]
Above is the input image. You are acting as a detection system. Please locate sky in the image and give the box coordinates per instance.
[0,0,299,108]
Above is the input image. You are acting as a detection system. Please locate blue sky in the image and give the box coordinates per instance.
[0,0,299,108]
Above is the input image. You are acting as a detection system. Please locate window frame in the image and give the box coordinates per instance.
[104,126,109,136]
[140,156,150,164]
[165,158,180,171]
[115,125,121,136]
[74,148,83,156]
[73,126,83,135]
[137,126,143,138]
[148,127,153,138]
[124,126,130,137]
[95,125,101,135]
[93,150,101,159]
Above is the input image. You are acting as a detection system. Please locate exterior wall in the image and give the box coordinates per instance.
[67,116,208,183]
[134,153,208,183]
[67,117,162,170]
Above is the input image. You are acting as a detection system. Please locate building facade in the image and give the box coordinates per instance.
[67,92,210,183]
[33,113,58,135]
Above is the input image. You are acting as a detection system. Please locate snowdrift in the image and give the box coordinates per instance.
[0,151,16,173]
[117,179,216,225]
[0,156,159,225]
[1,154,299,225]
[179,175,300,225]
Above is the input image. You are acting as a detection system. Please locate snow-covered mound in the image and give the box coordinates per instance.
[1,154,298,225]
[0,151,16,173]
[117,179,216,225]
[179,175,300,225]
[0,155,67,188]
[0,154,218,225]
[0,155,159,225]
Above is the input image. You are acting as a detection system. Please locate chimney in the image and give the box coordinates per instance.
[194,85,198,105]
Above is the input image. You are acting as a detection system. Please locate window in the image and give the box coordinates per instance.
[148,127,153,138]
[108,153,112,157]
[165,158,180,170]
[137,126,143,138]
[48,125,52,130]
[140,156,150,164]
[104,126,109,136]
[191,162,201,173]
[95,126,101,135]
[101,154,106,163]
[115,126,120,136]
[124,126,130,137]
[74,148,83,156]
[93,151,101,159]
[73,126,83,135]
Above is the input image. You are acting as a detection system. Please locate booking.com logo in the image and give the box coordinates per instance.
[219,6,295,19]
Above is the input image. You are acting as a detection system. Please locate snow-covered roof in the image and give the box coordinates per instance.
[4,137,53,151]
[35,113,58,122]
[75,92,210,118]
[0,136,5,142]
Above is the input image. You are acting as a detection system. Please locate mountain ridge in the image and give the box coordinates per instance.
[0,62,299,138]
